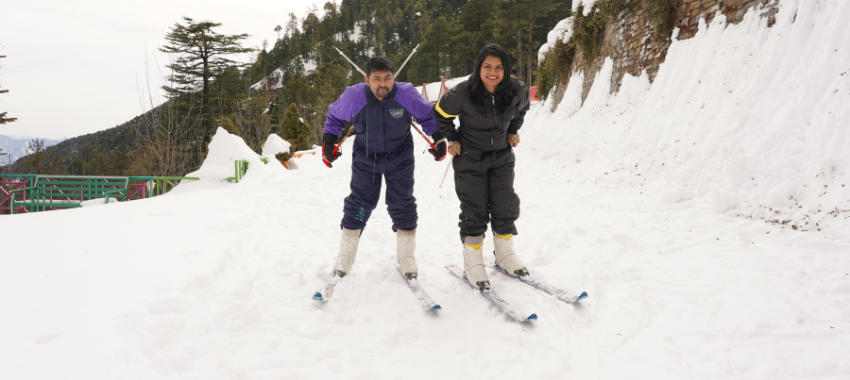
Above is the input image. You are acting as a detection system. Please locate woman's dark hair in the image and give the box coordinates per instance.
[467,43,517,115]
[366,57,394,76]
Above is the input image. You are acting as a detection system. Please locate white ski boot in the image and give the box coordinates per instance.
[493,233,529,277]
[462,235,490,290]
[397,229,418,279]
[333,228,361,277]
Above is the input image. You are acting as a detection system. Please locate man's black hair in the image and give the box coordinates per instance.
[366,57,394,76]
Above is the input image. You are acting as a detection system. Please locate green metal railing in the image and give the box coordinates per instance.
[9,175,129,214]
[1,174,199,214]
[130,176,201,197]
[227,160,249,183]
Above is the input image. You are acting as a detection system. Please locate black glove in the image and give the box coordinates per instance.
[428,132,447,161]
[322,133,341,168]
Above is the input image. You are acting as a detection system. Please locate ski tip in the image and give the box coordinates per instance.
[312,292,326,302]
[525,313,538,322]
[430,304,442,311]
[576,291,588,302]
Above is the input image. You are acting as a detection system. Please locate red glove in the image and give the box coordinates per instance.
[322,142,341,168]
[428,132,447,161]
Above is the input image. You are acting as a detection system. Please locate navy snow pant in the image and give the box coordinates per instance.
[341,136,417,232]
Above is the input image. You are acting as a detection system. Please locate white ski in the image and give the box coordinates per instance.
[312,275,343,302]
[486,262,588,303]
[398,267,441,311]
[446,264,537,322]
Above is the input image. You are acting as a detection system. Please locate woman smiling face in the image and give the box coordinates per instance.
[480,54,505,94]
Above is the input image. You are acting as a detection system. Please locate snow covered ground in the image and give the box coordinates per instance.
[2,1,850,379]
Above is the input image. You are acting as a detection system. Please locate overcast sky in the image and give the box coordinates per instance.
[0,0,318,140]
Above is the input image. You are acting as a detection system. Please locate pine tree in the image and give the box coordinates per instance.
[280,103,310,152]
[409,16,453,84]
[458,0,495,71]
[524,0,561,84]
[159,17,252,143]
[0,54,16,125]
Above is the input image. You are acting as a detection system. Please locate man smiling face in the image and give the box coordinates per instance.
[366,69,394,100]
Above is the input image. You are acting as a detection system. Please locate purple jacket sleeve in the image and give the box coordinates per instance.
[323,83,367,136]
[395,82,438,136]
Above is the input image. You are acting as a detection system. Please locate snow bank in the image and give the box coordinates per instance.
[529,0,850,241]
[186,127,269,181]
[539,17,574,62]
[260,134,291,157]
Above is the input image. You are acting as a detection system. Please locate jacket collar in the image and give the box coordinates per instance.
[365,82,398,105]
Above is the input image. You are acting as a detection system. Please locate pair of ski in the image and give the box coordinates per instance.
[313,263,588,322]
[312,267,441,311]
[446,263,587,322]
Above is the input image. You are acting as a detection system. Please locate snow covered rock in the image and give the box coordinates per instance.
[250,68,285,91]
[186,127,267,181]
[538,17,574,62]
[261,134,291,158]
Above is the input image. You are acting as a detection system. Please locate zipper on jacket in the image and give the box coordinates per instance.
[491,95,496,150]
[378,101,385,153]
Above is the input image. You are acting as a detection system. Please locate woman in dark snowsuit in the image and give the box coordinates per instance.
[434,44,530,290]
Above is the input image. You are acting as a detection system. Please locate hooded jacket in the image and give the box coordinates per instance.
[434,78,530,154]
[323,82,437,154]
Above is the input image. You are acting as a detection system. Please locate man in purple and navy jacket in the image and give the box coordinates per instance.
[321,57,447,280]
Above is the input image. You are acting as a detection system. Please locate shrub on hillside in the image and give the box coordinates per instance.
[280,103,310,152]
[643,0,677,38]
[219,116,241,136]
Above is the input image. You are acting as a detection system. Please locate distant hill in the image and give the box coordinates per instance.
[0,135,64,162]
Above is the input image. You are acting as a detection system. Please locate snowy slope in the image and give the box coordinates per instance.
[2,2,850,379]
[534,0,850,241]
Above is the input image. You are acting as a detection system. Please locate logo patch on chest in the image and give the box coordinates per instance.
[390,109,405,119]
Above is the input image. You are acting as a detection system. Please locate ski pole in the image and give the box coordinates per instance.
[411,122,436,150]
[439,159,451,188]
[334,47,367,78]
[395,43,420,77]
[332,125,355,158]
